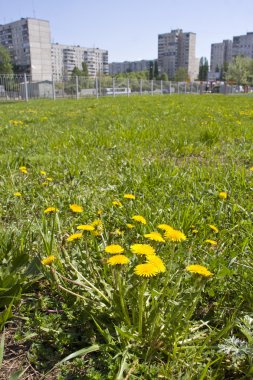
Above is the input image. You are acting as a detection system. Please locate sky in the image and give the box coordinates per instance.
[1,0,253,63]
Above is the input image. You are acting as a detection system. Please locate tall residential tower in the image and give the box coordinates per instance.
[210,40,233,72]
[158,29,198,81]
[51,44,109,79]
[0,18,52,80]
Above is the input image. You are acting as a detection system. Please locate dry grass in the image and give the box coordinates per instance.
[0,325,59,380]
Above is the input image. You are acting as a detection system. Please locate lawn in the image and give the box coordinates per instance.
[0,94,253,379]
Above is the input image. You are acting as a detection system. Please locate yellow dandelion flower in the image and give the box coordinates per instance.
[250,167,253,171]
[91,219,103,236]
[41,255,55,266]
[164,229,186,242]
[42,181,48,186]
[219,192,227,200]
[112,200,123,207]
[44,207,59,214]
[40,170,46,176]
[134,263,159,277]
[126,223,135,229]
[105,244,124,254]
[131,215,147,224]
[123,194,135,200]
[205,239,217,246]
[69,204,83,213]
[13,192,22,197]
[144,232,165,243]
[19,166,27,174]
[77,224,95,231]
[192,229,198,234]
[186,264,213,277]
[146,255,166,273]
[157,224,174,231]
[208,224,219,233]
[97,209,103,216]
[130,244,155,256]
[107,255,130,265]
[46,177,53,182]
[67,232,83,241]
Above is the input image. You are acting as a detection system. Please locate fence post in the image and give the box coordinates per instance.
[184,82,186,94]
[161,80,163,95]
[24,73,28,101]
[177,82,180,94]
[224,81,227,95]
[151,80,153,95]
[96,77,99,98]
[75,76,79,99]
[113,77,115,97]
[52,76,56,100]
[140,79,142,95]
[200,82,203,94]
[127,78,130,97]
[169,81,171,95]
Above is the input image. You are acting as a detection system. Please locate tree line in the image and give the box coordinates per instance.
[1,43,253,85]
[198,55,253,85]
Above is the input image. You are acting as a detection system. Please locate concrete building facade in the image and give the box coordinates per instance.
[232,32,253,58]
[51,43,109,79]
[109,59,156,75]
[210,40,233,72]
[210,32,253,77]
[0,18,52,81]
[158,29,198,81]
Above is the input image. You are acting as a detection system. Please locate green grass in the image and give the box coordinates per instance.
[1,95,253,379]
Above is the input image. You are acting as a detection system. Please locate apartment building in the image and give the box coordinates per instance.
[232,32,253,58]
[210,32,253,76]
[84,48,109,77]
[109,59,156,75]
[210,40,233,72]
[158,29,198,81]
[51,43,109,79]
[0,18,52,81]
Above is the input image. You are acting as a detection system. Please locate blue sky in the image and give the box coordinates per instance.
[1,0,253,63]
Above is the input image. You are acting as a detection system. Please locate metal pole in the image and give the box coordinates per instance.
[177,82,179,94]
[96,77,98,98]
[161,80,163,95]
[113,77,115,97]
[52,76,56,100]
[140,79,142,95]
[151,79,153,95]
[169,81,171,95]
[24,73,28,101]
[76,76,79,99]
[127,78,130,97]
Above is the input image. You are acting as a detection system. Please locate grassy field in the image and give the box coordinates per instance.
[0,94,253,379]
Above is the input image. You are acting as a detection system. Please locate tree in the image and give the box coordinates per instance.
[198,57,208,81]
[226,56,250,85]
[0,45,13,74]
[154,60,159,79]
[247,59,253,85]
[81,62,88,77]
[115,71,149,80]
[174,67,189,82]
[160,72,168,81]
[149,61,154,80]
[71,62,89,77]
[220,61,229,81]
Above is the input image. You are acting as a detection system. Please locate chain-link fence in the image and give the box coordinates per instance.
[0,74,251,101]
